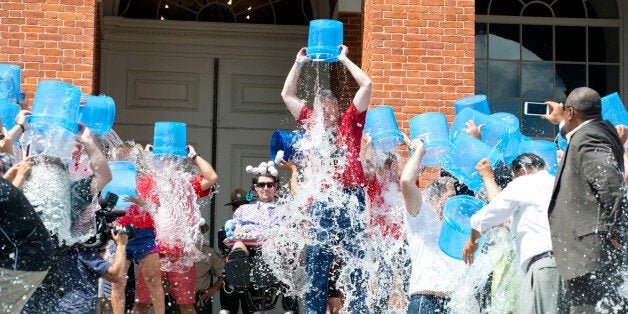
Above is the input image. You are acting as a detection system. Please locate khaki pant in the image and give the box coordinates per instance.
[519,256,568,314]
[0,267,48,314]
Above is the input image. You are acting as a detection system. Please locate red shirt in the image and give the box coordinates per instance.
[297,102,367,188]
[367,175,404,240]
[117,175,210,230]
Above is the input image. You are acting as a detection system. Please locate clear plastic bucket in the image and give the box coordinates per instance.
[409,112,450,166]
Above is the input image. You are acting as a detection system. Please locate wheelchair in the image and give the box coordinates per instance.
[220,234,299,313]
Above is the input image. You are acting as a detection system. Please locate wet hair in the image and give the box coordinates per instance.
[567,87,602,116]
[383,152,398,168]
[511,153,546,174]
[425,177,455,203]
[253,173,279,185]
[315,89,337,103]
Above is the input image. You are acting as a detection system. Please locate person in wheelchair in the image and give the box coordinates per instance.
[222,161,299,313]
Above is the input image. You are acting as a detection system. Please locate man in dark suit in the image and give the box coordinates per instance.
[543,87,628,313]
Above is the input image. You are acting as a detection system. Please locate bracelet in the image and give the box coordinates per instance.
[18,123,25,133]
[295,60,303,67]
[191,154,199,161]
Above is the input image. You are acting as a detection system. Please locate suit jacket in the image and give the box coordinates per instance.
[548,119,628,280]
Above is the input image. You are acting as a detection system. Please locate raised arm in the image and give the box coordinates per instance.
[78,123,112,195]
[281,48,309,119]
[360,133,375,182]
[400,139,425,217]
[187,145,218,192]
[337,45,372,113]
[476,158,500,201]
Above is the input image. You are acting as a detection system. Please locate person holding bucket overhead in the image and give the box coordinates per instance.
[400,138,465,313]
[281,44,372,313]
[462,154,565,314]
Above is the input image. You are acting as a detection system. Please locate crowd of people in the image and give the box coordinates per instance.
[1,45,627,314]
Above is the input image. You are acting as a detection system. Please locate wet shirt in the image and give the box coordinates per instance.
[297,102,367,188]
[470,170,555,270]
[367,175,404,240]
[0,177,53,271]
[232,201,279,236]
[404,202,465,294]
[57,247,110,314]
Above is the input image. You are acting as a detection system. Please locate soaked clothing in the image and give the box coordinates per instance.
[57,246,111,314]
[367,174,404,240]
[232,201,278,236]
[405,202,464,295]
[297,102,367,188]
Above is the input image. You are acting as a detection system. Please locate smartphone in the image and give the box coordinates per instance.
[524,101,549,116]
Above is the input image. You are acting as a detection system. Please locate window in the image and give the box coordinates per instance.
[475,0,621,139]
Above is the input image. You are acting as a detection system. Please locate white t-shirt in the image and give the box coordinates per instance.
[470,170,554,270]
[405,202,466,295]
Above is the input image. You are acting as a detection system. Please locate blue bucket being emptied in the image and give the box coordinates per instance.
[364,106,403,150]
[517,140,558,176]
[153,122,187,157]
[438,195,486,260]
[270,130,304,161]
[101,161,137,208]
[79,94,116,135]
[307,19,343,62]
[29,80,82,133]
[454,95,491,115]
[409,112,450,166]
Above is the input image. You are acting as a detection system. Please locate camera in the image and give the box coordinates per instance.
[83,192,136,248]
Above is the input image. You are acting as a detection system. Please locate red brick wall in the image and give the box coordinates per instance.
[0,0,98,107]
[363,0,476,185]
[331,12,364,110]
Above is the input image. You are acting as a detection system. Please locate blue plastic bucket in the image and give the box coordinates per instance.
[409,112,450,166]
[30,80,82,133]
[438,195,486,260]
[450,107,509,151]
[491,112,521,164]
[0,64,20,102]
[516,140,558,176]
[270,130,304,161]
[307,19,343,62]
[79,94,116,135]
[601,92,628,127]
[441,132,503,193]
[0,99,20,130]
[364,106,403,150]
[153,122,187,157]
[556,134,568,151]
[454,95,490,115]
[102,161,137,208]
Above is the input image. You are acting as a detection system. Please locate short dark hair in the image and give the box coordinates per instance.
[511,153,545,173]
[567,87,602,116]
[253,174,279,185]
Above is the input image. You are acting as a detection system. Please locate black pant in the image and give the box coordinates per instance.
[220,288,256,314]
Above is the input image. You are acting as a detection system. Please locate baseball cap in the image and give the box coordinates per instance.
[224,188,248,206]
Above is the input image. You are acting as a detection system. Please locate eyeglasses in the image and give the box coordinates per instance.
[562,103,573,111]
[255,182,276,189]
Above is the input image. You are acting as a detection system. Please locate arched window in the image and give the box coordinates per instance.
[475,0,621,138]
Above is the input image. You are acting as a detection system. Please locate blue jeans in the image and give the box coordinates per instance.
[305,187,367,314]
[407,294,450,314]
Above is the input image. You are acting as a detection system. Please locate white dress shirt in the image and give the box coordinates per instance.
[470,170,555,270]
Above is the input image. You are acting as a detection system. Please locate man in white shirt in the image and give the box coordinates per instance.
[462,153,565,314]
[400,139,465,313]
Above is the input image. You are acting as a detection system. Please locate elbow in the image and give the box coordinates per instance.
[363,79,372,90]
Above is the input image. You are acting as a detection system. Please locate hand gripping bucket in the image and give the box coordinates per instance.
[441,132,503,193]
[153,122,187,157]
[450,107,510,152]
[270,130,304,161]
[438,195,486,260]
[307,19,343,62]
[409,112,450,166]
